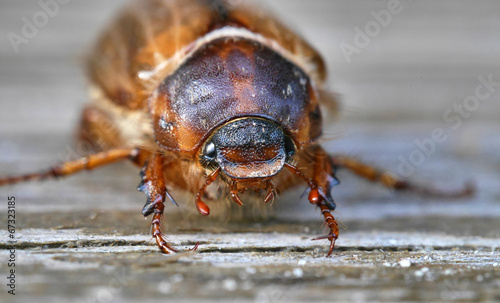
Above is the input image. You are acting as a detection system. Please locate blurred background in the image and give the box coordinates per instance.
[0,1,499,302]
[1,1,499,122]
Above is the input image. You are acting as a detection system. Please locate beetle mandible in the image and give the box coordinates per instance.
[0,0,473,256]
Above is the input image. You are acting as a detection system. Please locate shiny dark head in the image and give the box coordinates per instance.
[200,118,295,180]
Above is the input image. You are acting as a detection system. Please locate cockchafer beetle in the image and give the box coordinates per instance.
[0,0,473,256]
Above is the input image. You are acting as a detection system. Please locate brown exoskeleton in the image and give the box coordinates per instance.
[0,0,473,256]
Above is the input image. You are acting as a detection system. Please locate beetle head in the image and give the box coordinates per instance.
[200,118,295,180]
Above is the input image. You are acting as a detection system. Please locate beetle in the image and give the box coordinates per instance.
[0,0,473,256]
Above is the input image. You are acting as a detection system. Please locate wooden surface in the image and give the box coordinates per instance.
[1,1,499,302]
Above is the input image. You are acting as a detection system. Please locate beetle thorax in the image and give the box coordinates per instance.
[150,36,321,154]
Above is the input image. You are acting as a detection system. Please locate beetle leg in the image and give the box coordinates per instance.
[151,202,178,254]
[139,153,198,254]
[151,202,200,254]
[311,203,339,257]
[331,155,474,198]
[0,148,139,186]
[285,146,340,257]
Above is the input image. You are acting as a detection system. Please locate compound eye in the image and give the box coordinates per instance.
[203,141,216,160]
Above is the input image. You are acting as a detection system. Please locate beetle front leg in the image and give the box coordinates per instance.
[286,146,340,257]
[138,153,198,254]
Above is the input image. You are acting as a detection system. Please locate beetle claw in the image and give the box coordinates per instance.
[311,232,337,257]
[189,241,200,252]
[157,239,178,254]
[311,233,338,241]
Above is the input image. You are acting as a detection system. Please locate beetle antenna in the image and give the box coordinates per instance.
[284,162,326,205]
[195,168,220,216]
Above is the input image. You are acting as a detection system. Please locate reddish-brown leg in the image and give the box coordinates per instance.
[286,145,340,257]
[332,155,474,198]
[138,153,198,254]
[312,202,339,257]
[0,148,138,186]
